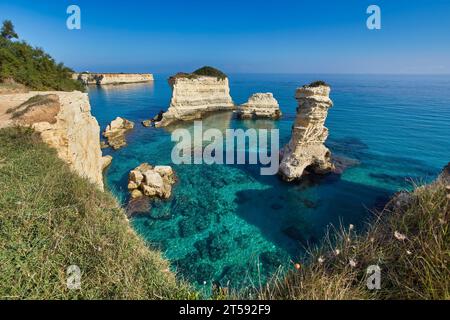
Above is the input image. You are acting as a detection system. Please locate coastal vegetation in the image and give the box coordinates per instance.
[0,127,194,299]
[259,178,449,300]
[170,66,228,81]
[0,20,84,92]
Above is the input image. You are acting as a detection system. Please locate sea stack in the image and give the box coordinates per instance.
[155,66,234,127]
[238,93,281,119]
[73,73,154,85]
[279,82,334,181]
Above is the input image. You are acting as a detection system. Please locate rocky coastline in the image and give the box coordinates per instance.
[0,91,106,189]
[72,73,154,85]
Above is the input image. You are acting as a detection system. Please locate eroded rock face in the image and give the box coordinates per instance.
[128,163,176,200]
[101,155,113,170]
[102,117,134,150]
[238,93,281,119]
[279,84,334,181]
[155,76,234,127]
[1,91,105,189]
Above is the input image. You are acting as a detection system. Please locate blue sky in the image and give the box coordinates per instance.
[1,0,449,74]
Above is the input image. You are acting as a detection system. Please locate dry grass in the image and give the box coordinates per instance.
[259,180,449,300]
[0,127,196,299]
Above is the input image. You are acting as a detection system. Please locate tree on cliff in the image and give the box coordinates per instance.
[1,20,18,40]
[0,20,84,91]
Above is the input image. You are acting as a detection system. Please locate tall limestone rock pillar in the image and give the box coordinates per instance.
[279,83,334,181]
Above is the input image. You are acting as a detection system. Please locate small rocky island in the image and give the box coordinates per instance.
[72,73,154,85]
[237,93,281,119]
[279,81,334,181]
[155,66,235,127]
[128,163,176,199]
[102,117,134,150]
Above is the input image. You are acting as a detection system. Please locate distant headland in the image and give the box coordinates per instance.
[72,72,154,85]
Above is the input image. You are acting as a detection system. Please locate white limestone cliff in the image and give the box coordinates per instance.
[155,76,235,127]
[279,83,334,181]
[73,73,154,85]
[238,93,281,119]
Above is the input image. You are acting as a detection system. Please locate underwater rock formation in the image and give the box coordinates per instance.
[238,93,281,119]
[0,91,104,189]
[102,117,134,150]
[155,71,234,127]
[279,82,334,181]
[128,163,176,200]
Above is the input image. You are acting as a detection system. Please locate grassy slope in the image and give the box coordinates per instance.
[260,180,449,300]
[0,127,194,299]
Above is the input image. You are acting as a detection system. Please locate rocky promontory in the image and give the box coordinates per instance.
[155,67,235,127]
[128,163,176,199]
[102,117,134,150]
[237,93,281,119]
[0,91,105,189]
[73,73,154,85]
[279,82,334,181]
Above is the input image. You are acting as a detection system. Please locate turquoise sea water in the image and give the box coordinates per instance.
[88,74,450,291]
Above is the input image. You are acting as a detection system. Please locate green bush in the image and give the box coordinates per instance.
[0,21,84,92]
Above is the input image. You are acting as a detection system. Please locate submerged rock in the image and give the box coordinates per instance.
[279,82,334,181]
[128,163,176,200]
[102,117,134,150]
[237,93,282,119]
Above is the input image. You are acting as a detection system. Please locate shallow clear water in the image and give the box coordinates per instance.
[88,74,450,291]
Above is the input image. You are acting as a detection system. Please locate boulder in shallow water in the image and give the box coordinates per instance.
[128,163,176,200]
[101,155,113,170]
[102,117,134,150]
[142,120,152,127]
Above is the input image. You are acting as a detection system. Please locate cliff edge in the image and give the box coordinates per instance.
[0,91,104,189]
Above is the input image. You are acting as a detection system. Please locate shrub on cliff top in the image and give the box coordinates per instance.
[307,80,329,87]
[0,20,84,92]
[192,66,227,80]
[0,127,194,299]
[171,66,227,81]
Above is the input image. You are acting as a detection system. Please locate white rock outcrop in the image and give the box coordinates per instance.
[0,91,105,189]
[73,73,154,85]
[238,93,281,119]
[128,163,176,200]
[279,83,334,181]
[155,75,234,127]
[103,117,134,150]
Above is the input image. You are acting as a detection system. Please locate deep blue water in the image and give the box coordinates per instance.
[88,74,450,292]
